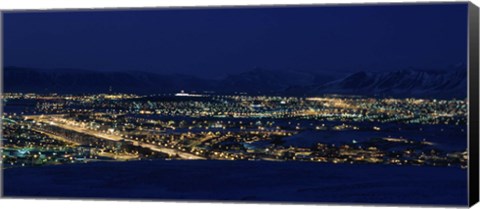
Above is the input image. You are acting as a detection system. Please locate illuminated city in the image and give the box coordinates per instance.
[2,92,468,168]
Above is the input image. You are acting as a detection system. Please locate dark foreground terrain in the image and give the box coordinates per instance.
[3,160,467,206]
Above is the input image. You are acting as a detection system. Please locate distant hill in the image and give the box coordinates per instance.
[3,66,342,95]
[4,66,467,98]
[3,66,215,94]
[219,68,341,94]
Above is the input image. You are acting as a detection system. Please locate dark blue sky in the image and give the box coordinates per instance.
[4,3,468,78]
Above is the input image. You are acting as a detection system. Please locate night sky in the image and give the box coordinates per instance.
[4,3,468,78]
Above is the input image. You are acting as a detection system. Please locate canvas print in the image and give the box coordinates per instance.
[1,2,477,206]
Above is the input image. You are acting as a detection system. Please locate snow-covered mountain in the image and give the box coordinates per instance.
[288,66,467,99]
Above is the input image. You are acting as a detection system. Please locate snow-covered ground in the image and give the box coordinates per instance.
[3,160,467,206]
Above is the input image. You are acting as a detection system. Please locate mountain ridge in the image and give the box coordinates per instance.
[4,66,466,98]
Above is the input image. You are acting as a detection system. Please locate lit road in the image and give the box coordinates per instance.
[25,114,205,160]
[30,128,81,146]
[128,141,205,160]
